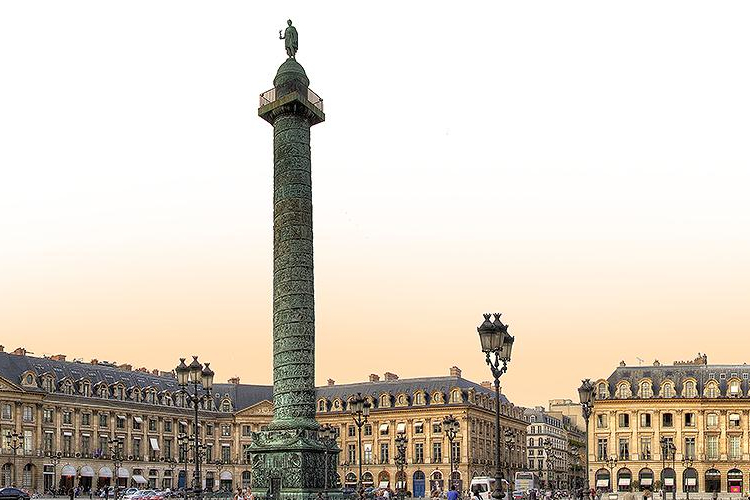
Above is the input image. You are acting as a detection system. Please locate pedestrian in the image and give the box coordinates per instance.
[471,487,482,500]
[447,485,459,500]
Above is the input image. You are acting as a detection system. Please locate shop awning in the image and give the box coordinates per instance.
[180,420,188,426]
[44,430,54,434]
[595,480,609,487]
[81,433,90,437]
[686,479,697,486]
[414,422,423,430]
[132,475,147,484]
[150,438,160,451]
[641,479,653,486]
[618,479,631,486]
[61,465,77,477]
[117,467,130,478]
[63,431,73,436]
[379,423,389,433]
[220,471,233,480]
[396,423,406,434]
[379,481,390,489]
[396,482,406,489]
[664,478,674,486]
[99,467,113,479]
[80,466,95,477]
[117,415,126,419]
[134,416,143,424]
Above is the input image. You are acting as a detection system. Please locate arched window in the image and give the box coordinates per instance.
[380,394,390,408]
[221,399,232,412]
[317,400,326,412]
[729,379,742,397]
[705,381,719,398]
[639,381,653,398]
[616,382,631,399]
[597,383,608,399]
[450,390,462,403]
[414,392,424,405]
[398,394,407,405]
[661,382,675,398]
[683,380,697,398]
[98,384,109,399]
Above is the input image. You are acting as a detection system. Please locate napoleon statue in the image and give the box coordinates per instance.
[279,20,298,59]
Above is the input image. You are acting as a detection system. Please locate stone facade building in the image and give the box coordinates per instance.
[0,349,527,496]
[589,355,750,495]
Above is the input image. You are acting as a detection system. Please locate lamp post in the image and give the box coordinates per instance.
[178,433,189,500]
[577,380,594,500]
[319,424,337,498]
[543,438,553,492]
[395,431,408,500]
[605,457,617,494]
[350,392,371,493]
[50,451,62,497]
[659,438,676,500]
[569,445,580,497]
[477,312,515,500]
[504,429,516,489]
[6,430,24,487]
[444,415,459,491]
[682,457,693,500]
[108,436,124,500]
[175,356,214,500]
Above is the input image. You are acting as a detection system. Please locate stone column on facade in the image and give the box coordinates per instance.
[250,36,336,500]
[719,410,727,459]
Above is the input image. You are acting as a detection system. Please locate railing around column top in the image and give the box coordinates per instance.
[259,87,324,113]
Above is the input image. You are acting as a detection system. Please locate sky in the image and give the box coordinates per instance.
[1,2,749,409]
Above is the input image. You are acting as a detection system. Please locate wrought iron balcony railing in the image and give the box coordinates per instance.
[259,88,324,113]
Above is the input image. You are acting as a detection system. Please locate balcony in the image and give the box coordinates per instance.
[259,87,324,113]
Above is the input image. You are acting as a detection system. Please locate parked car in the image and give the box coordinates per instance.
[122,490,143,500]
[512,491,526,500]
[0,488,31,500]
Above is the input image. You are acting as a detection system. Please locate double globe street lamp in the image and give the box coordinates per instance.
[350,393,371,492]
[394,431,408,500]
[6,430,24,487]
[108,436,124,500]
[577,379,594,500]
[477,313,515,500]
[175,356,214,500]
[443,415,459,491]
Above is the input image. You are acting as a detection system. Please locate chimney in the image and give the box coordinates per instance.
[90,359,99,365]
[384,372,399,381]
[327,379,335,387]
[136,367,148,373]
[50,354,66,362]
[228,376,241,385]
[12,347,27,356]
[369,374,380,382]
[151,369,160,376]
[481,381,493,390]
[0,345,4,353]
[118,364,132,371]
[450,366,462,378]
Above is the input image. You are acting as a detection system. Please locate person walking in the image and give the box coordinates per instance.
[447,485,459,500]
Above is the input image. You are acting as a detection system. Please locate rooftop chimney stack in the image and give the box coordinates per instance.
[50,354,66,362]
[12,347,26,356]
[327,379,335,387]
[450,366,462,377]
[384,372,399,381]
[369,374,380,382]
[228,377,241,385]
[481,381,493,390]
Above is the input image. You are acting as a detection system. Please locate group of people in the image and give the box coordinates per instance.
[233,489,255,500]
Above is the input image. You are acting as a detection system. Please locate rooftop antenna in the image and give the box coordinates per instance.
[637,357,644,366]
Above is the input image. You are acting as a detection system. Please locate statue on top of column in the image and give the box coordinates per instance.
[279,20,298,59]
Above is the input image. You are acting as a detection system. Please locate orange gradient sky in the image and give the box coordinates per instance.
[1,2,749,408]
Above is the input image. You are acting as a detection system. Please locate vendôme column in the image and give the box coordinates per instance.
[251,21,337,500]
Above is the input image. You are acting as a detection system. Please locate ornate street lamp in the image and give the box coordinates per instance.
[577,379,594,500]
[178,432,190,500]
[478,312,514,500]
[108,436,124,500]
[504,429,516,488]
[682,457,693,500]
[605,456,617,493]
[444,415,459,491]
[49,451,62,497]
[543,438,553,491]
[175,356,214,500]
[319,424,337,498]
[6,430,24,487]
[395,431,408,500]
[350,392,371,492]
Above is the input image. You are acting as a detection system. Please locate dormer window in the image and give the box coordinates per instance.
[380,394,390,408]
[318,400,326,412]
[221,399,232,412]
[661,382,675,398]
[705,381,719,398]
[597,383,608,399]
[414,392,424,405]
[98,385,108,399]
[43,376,55,393]
[450,390,462,403]
[397,394,407,406]
[639,381,653,398]
[729,380,741,397]
[683,381,697,398]
[615,382,631,399]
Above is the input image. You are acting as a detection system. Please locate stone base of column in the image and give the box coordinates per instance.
[250,429,340,500]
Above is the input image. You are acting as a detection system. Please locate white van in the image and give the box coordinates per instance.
[470,477,510,500]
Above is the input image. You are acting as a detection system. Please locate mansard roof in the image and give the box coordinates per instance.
[602,362,750,397]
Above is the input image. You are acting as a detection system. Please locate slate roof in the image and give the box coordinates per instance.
[0,352,515,414]
[315,376,510,405]
[602,363,750,397]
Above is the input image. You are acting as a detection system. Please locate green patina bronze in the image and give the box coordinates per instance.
[251,24,338,500]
